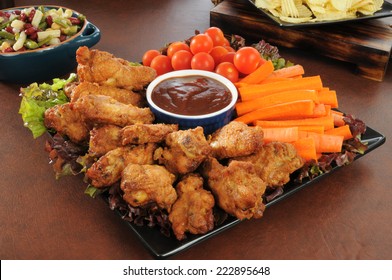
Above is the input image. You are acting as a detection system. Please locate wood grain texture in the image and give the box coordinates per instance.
[2,0,392,261]
[210,0,392,81]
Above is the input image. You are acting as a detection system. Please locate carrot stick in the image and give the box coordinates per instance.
[262,127,299,143]
[234,82,248,88]
[259,77,298,84]
[331,109,343,116]
[317,89,338,108]
[325,125,353,140]
[254,115,335,131]
[312,103,327,117]
[235,89,320,116]
[297,125,325,134]
[299,131,344,153]
[324,105,331,116]
[292,137,318,162]
[290,75,303,79]
[256,125,324,134]
[239,60,274,84]
[239,75,323,101]
[235,100,316,124]
[317,134,344,153]
[266,64,305,79]
[331,110,345,126]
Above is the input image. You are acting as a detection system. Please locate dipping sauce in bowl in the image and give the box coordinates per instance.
[151,75,232,116]
[146,70,238,135]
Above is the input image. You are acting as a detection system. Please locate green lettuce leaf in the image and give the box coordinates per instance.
[18,73,77,138]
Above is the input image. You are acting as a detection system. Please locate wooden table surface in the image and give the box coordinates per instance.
[1,0,391,260]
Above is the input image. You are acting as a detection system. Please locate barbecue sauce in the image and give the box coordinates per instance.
[151,75,232,115]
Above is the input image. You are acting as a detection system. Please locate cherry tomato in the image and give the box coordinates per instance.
[150,55,173,76]
[171,50,193,70]
[257,56,267,67]
[218,52,235,64]
[204,27,225,46]
[233,47,261,75]
[189,34,214,54]
[142,49,161,66]
[191,52,215,71]
[222,37,231,46]
[215,62,239,83]
[209,46,229,65]
[223,45,235,52]
[167,41,191,58]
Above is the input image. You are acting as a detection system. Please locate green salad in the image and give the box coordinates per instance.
[18,73,76,138]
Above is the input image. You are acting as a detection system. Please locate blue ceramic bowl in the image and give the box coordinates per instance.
[0,6,101,84]
[146,70,238,135]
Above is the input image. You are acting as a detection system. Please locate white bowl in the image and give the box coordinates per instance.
[146,69,238,135]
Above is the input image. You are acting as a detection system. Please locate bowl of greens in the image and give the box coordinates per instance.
[0,5,100,84]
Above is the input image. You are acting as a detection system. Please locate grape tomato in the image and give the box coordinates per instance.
[218,52,235,64]
[215,62,239,83]
[171,50,193,70]
[167,41,190,58]
[189,34,213,54]
[204,27,225,47]
[222,37,231,47]
[142,49,161,66]
[209,46,229,65]
[150,55,173,76]
[191,52,215,72]
[233,47,261,75]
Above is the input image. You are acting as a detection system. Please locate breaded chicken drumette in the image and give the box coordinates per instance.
[155,127,211,174]
[120,163,177,212]
[70,94,154,127]
[169,174,215,240]
[88,124,123,157]
[121,123,179,145]
[235,142,304,188]
[69,81,145,107]
[76,46,156,91]
[87,144,157,188]
[44,102,89,143]
[209,121,264,159]
[202,157,267,220]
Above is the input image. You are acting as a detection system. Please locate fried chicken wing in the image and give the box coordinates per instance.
[89,125,122,157]
[169,173,215,240]
[76,46,156,91]
[64,81,78,99]
[70,81,145,107]
[202,157,267,220]
[209,121,264,159]
[235,142,304,188]
[155,127,212,174]
[70,94,154,127]
[44,103,89,143]
[121,123,179,145]
[120,164,177,212]
[87,144,157,188]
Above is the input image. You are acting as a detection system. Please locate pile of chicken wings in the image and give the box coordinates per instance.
[44,47,304,240]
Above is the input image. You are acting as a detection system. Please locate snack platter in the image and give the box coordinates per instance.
[248,0,392,27]
[109,126,385,258]
[16,18,387,258]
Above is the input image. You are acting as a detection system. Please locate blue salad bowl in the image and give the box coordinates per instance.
[0,5,101,84]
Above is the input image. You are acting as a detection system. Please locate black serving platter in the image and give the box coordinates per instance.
[111,125,385,258]
[248,0,392,27]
